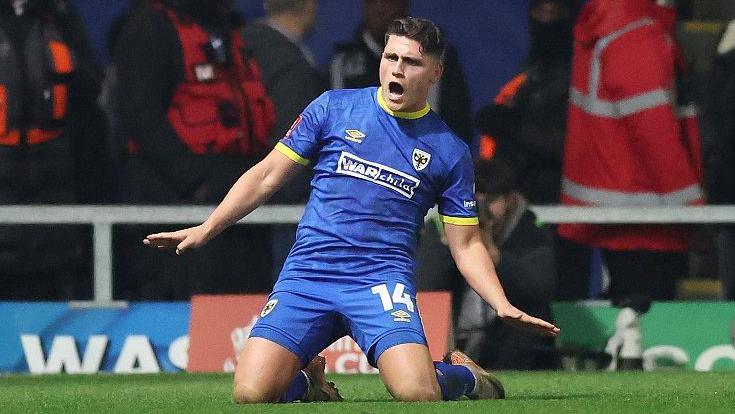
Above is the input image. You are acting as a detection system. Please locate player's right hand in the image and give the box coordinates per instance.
[143,225,209,255]
[496,303,560,337]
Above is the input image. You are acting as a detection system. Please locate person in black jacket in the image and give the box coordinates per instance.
[0,0,102,299]
[112,0,276,299]
[477,0,578,205]
[416,160,558,370]
[476,0,591,301]
[242,0,324,155]
[241,0,327,278]
[241,0,325,206]
[702,20,735,299]
[114,0,272,204]
[329,0,471,144]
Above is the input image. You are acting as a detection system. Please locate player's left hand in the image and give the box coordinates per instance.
[496,303,560,337]
[143,224,210,255]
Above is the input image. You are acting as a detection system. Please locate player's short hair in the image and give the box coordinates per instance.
[385,17,446,60]
[264,0,309,15]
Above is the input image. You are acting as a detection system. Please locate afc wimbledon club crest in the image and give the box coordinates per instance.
[412,148,431,171]
[260,299,278,317]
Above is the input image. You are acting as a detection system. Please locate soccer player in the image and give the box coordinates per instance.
[144,17,560,403]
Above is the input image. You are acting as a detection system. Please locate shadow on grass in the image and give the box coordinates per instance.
[332,393,598,403]
[509,392,599,401]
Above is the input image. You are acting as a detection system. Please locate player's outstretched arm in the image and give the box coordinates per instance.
[444,223,560,337]
[143,149,305,255]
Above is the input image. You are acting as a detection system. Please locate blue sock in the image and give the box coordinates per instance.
[279,371,309,402]
[433,361,476,400]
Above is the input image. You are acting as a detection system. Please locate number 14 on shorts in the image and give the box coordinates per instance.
[371,283,415,313]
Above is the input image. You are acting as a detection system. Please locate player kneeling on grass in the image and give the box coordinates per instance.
[144,16,559,403]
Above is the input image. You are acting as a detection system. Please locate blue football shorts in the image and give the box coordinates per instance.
[249,277,428,367]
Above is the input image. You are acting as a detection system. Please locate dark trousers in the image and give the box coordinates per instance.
[0,225,92,301]
[555,235,592,300]
[718,225,735,300]
[603,249,688,301]
[480,320,559,370]
[114,224,273,300]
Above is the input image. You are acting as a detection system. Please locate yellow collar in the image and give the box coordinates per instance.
[376,87,431,119]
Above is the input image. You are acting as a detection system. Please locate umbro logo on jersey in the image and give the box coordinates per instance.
[336,151,420,198]
[344,129,366,143]
[412,148,431,171]
[391,310,411,322]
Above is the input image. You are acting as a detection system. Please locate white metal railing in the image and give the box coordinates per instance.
[0,205,305,308]
[2,205,735,307]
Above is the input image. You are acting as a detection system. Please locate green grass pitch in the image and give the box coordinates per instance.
[2,371,734,413]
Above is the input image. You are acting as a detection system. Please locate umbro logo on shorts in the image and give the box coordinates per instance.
[391,310,411,322]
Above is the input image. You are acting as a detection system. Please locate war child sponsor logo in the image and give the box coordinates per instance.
[336,151,420,198]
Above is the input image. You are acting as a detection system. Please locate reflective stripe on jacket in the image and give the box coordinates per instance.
[559,0,703,251]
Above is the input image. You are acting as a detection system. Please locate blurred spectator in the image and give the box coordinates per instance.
[107,0,150,57]
[98,0,150,202]
[242,0,327,278]
[701,20,735,299]
[0,0,102,299]
[558,0,704,301]
[416,160,557,370]
[476,0,577,205]
[242,0,325,204]
[329,0,472,143]
[476,0,589,300]
[112,0,276,299]
[242,0,325,163]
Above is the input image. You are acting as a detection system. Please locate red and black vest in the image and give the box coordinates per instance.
[0,20,74,146]
[163,6,275,156]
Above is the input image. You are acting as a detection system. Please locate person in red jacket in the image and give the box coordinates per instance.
[112,0,277,299]
[558,0,704,301]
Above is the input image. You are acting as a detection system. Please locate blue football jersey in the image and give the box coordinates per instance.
[275,87,477,286]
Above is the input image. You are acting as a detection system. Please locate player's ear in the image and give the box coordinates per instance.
[430,60,443,84]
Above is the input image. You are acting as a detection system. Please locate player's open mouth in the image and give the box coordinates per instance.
[388,82,404,97]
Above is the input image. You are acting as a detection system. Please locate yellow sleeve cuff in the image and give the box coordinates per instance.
[275,142,310,166]
[440,215,479,226]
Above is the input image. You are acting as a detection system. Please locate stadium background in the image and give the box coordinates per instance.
[68,0,735,130]
[2,0,734,379]
[71,0,532,118]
